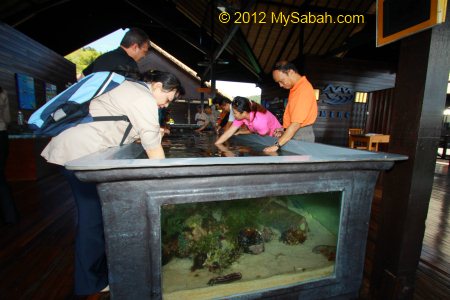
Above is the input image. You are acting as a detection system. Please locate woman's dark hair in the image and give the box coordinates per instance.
[120,27,150,48]
[273,61,299,74]
[232,96,266,114]
[141,70,184,98]
[214,95,231,106]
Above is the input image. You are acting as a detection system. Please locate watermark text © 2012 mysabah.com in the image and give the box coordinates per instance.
[218,11,365,26]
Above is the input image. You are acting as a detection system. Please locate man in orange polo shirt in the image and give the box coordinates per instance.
[264,61,317,152]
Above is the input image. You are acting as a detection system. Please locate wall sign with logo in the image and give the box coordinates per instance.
[322,84,355,105]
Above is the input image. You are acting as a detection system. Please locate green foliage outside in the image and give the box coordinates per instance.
[247,95,261,103]
[65,47,102,76]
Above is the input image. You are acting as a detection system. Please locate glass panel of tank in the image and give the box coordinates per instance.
[161,192,341,299]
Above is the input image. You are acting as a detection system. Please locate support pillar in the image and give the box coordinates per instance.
[372,6,450,299]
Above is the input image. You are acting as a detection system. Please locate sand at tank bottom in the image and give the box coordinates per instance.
[162,210,337,299]
[164,264,334,300]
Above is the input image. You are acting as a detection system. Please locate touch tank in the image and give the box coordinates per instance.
[66,131,407,300]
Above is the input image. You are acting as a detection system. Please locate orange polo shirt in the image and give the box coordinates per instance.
[283,76,318,128]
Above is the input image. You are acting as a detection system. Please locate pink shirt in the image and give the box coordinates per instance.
[233,110,282,137]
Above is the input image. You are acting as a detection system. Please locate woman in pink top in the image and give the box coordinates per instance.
[215,96,282,145]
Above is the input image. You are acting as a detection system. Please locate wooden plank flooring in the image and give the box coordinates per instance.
[420,161,450,275]
[414,160,450,300]
[0,174,81,299]
[0,161,449,299]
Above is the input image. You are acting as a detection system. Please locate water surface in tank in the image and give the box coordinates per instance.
[161,192,341,299]
[136,131,298,158]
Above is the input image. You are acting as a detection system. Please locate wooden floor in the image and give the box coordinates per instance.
[0,161,449,299]
[0,174,80,299]
[414,159,450,300]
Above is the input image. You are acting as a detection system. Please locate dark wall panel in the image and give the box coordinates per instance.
[0,22,76,124]
[315,102,352,146]
[305,56,397,93]
[350,102,368,130]
[366,88,395,134]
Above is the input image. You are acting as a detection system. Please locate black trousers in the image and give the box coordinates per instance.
[0,130,18,224]
[62,168,108,295]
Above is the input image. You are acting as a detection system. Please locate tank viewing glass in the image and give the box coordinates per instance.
[161,192,342,299]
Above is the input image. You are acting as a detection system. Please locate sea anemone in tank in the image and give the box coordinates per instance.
[189,231,222,271]
[185,214,204,230]
[280,226,307,245]
[183,214,208,242]
[237,228,265,254]
[203,240,241,273]
[279,215,309,245]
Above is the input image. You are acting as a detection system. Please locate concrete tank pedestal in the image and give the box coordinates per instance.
[66,135,407,300]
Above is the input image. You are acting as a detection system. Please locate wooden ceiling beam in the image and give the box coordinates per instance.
[236,32,263,75]
[312,0,354,56]
[4,0,71,27]
[324,15,376,57]
[201,0,259,80]
[126,0,208,55]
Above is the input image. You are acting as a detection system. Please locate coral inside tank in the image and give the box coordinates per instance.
[161,192,341,299]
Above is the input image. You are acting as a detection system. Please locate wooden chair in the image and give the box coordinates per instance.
[349,128,363,135]
[348,128,365,149]
[349,134,390,151]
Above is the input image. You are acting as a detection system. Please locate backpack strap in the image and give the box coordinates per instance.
[92,116,129,122]
[91,80,149,147]
[93,72,116,97]
[92,115,132,146]
[120,123,133,146]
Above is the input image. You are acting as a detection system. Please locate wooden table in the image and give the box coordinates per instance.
[349,134,390,151]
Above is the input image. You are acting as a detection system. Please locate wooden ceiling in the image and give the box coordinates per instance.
[0,0,397,85]
[176,0,378,75]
